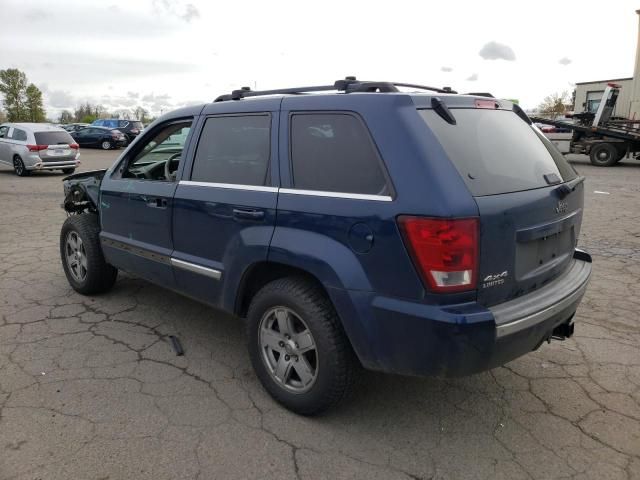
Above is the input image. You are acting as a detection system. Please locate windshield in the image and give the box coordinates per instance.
[419,109,577,196]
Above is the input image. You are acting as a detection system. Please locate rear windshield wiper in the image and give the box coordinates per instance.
[555,175,585,198]
[431,97,456,125]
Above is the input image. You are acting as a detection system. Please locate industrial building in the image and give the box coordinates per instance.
[574,10,640,119]
[574,78,633,117]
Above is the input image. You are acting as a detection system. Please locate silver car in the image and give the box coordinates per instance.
[0,123,81,176]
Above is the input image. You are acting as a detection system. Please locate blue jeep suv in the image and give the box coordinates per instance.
[59,78,592,414]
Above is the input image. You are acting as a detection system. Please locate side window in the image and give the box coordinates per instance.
[190,115,271,186]
[122,120,192,181]
[290,113,389,196]
[11,129,27,141]
[0,126,8,138]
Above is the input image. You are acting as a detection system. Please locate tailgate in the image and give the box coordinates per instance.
[474,184,583,306]
[418,105,583,306]
[34,131,77,161]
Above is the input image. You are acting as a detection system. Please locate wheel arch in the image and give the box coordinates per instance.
[233,261,327,318]
[232,260,377,371]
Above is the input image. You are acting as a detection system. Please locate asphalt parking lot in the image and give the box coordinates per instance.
[0,148,639,480]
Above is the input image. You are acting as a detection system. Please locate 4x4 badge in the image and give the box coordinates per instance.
[555,201,568,214]
[482,271,508,288]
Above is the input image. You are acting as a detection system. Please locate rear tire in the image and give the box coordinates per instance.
[589,143,618,167]
[60,214,117,295]
[101,140,112,150]
[13,156,30,176]
[247,277,357,415]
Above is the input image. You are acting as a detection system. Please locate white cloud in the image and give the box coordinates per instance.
[479,41,516,61]
[0,0,635,115]
[152,0,200,22]
[466,73,479,81]
[558,57,572,66]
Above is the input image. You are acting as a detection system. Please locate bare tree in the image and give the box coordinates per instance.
[538,91,570,119]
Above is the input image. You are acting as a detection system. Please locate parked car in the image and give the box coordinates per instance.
[91,119,144,143]
[71,127,127,150]
[59,78,592,415]
[0,123,80,176]
[62,123,90,133]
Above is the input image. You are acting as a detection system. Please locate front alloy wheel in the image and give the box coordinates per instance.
[259,307,318,393]
[64,231,88,282]
[101,140,112,150]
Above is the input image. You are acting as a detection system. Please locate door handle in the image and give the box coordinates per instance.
[146,198,168,209]
[232,208,265,220]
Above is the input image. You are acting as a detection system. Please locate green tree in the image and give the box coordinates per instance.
[81,114,97,124]
[25,83,46,122]
[58,110,73,123]
[0,69,28,121]
[538,91,570,119]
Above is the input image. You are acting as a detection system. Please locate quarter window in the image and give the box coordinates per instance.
[290,113,389,196]
[191,115,271,186]
[11,129,27,141]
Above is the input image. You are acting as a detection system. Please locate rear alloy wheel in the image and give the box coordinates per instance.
[101,140,112,150]
[13,156,30,176]
[589,143,618,167]
[247,277,357,415]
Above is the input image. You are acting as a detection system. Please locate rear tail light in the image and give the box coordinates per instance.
[69,143,79,149]
[27,145,48,152]
[130,129,139,134]
[398,216,478,293]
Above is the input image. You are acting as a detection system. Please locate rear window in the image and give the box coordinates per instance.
[34,131,75,145]
[419,109,577,196]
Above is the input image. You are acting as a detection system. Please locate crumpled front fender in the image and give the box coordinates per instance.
[62,169,107,213]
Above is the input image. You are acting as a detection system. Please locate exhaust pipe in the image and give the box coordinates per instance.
[551,321,574,341]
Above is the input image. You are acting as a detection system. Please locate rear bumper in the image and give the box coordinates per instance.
[27,160,80,171]
[332,249,592,377]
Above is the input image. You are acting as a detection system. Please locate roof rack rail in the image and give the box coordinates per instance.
[214,77,457,102]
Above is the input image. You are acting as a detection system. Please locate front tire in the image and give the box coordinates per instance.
[247,277,356,415]
[589,143,618,167]
[62,168,75,175]
[60,214,117,295]
[13,156,30,176]
[101,140,112,150]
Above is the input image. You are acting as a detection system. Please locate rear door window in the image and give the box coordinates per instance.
[190,115,271,186]
[419,109,577,196]
[290,113,389,196]
[34,131,75,145]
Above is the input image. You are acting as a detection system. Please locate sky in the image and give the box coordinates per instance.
[0,0,638,119]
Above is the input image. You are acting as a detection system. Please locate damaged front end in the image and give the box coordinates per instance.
[62,169,107,214]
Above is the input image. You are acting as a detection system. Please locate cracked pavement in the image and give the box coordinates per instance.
[0,150,639,479]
